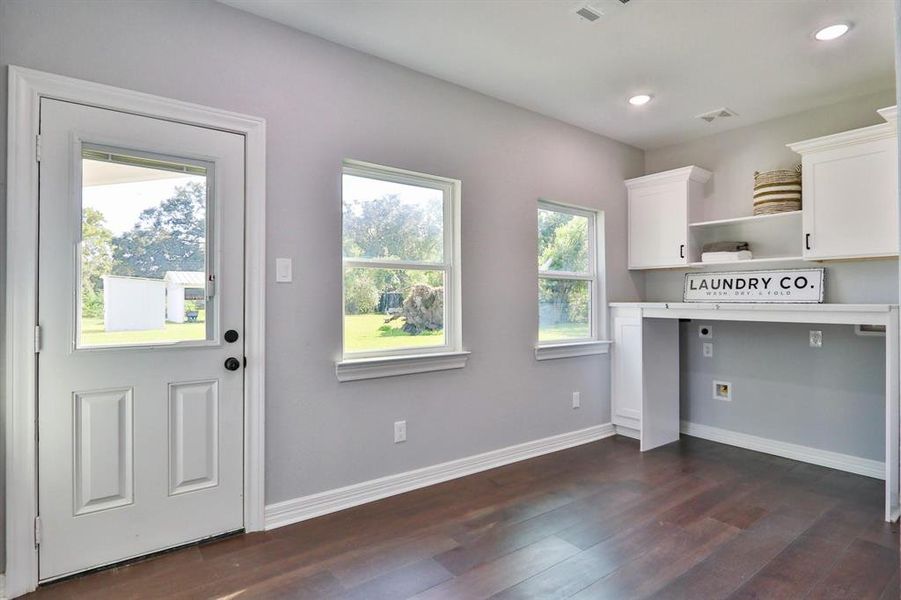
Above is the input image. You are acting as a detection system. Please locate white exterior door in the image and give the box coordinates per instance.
[37,99,246,581]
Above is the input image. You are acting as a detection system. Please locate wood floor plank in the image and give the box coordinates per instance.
[492,518,684,599]
[328,531,460,588]
[411,536,580,600]
[570,517,740,600]
[727,502,877,599]
[184,568,343,600]
[806,539,899,600]
[647,506,828,600]
[555,473,718,550]
[27,436,898,600]
[433,482,640,575]
[336,558,453,600]
[878,569,900,600]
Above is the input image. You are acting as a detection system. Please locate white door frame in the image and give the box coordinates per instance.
[5,66,267,597]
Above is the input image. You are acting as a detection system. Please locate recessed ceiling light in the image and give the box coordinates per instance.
[814,23,850,41]
[629,94,652,106]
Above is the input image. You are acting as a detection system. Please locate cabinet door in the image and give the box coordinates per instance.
[628,183,688,268]
[612,315,642,431]
[803,137,898,260]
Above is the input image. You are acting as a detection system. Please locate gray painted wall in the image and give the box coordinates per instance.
[680,321,885,461]
[0,0,645,569]
[645,91,898,460]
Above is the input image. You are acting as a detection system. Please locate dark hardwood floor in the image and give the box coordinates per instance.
[28,435,900,599]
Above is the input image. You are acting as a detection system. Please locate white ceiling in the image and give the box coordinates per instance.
[221,0,896,149]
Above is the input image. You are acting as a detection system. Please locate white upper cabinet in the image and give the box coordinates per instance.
[788,107,898,261]
[625,166,711,269]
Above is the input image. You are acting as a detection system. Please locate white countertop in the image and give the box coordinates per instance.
[609,302,896,312]
[609,302,898,325]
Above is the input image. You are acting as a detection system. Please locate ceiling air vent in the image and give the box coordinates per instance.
[575,5,603,22]
[696,107,739,123]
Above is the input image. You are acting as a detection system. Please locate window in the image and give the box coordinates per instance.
[78,146,214,348]
[536,201,608,358]
[339,160,464,377]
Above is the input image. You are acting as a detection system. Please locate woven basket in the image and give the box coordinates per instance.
[753,166,802,215]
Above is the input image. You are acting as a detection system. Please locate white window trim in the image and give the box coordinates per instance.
[336,350,471,382]
[535,340,611,360]
[337,160,465,380]
[535,200,610,360]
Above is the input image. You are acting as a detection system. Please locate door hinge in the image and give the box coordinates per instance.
[34,324,42,353]
[35,134,42,163]
[34,515,42,547]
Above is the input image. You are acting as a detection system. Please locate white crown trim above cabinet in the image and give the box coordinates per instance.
[625,166,712,270]
[788,106,898,261]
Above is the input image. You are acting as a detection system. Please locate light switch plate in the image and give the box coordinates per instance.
[703,342,713,357]
[275,258,293,283]
[394,420,407,443]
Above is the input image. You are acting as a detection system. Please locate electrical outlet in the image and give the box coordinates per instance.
[394,420,406,443]
[698,325,713,339]
[713,380,732,402]
[572,391,581,409]
[809,330,823,348]
[702,342,713,358]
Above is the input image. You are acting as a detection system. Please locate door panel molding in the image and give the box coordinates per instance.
[5,65,266,597]
[169,380,220,496]
[74,388,135,515]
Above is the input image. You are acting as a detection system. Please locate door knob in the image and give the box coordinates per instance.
[224,329,239,343]
[224,357,241,371]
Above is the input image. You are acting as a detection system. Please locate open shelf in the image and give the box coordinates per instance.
[688,255,804,268]
[688,208,803,266]
[689,210,801,228]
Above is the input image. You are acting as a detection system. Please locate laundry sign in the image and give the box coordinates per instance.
[683,268,825,303]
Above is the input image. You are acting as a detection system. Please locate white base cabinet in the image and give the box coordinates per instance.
[610,307,680,451]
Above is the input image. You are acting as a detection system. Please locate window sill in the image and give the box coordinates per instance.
[535,340,612,361]
[336,350,471,382]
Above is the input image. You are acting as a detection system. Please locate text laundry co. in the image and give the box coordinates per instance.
[683,269,824,303]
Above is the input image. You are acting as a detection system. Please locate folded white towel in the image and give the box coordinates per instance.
[700,250,753,263]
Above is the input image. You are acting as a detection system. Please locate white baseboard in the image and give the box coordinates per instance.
[681,421,885,480]
[614,424,639,440]
[265,423,615,530]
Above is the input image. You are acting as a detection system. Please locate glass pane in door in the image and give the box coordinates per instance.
[78,147,212,348]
